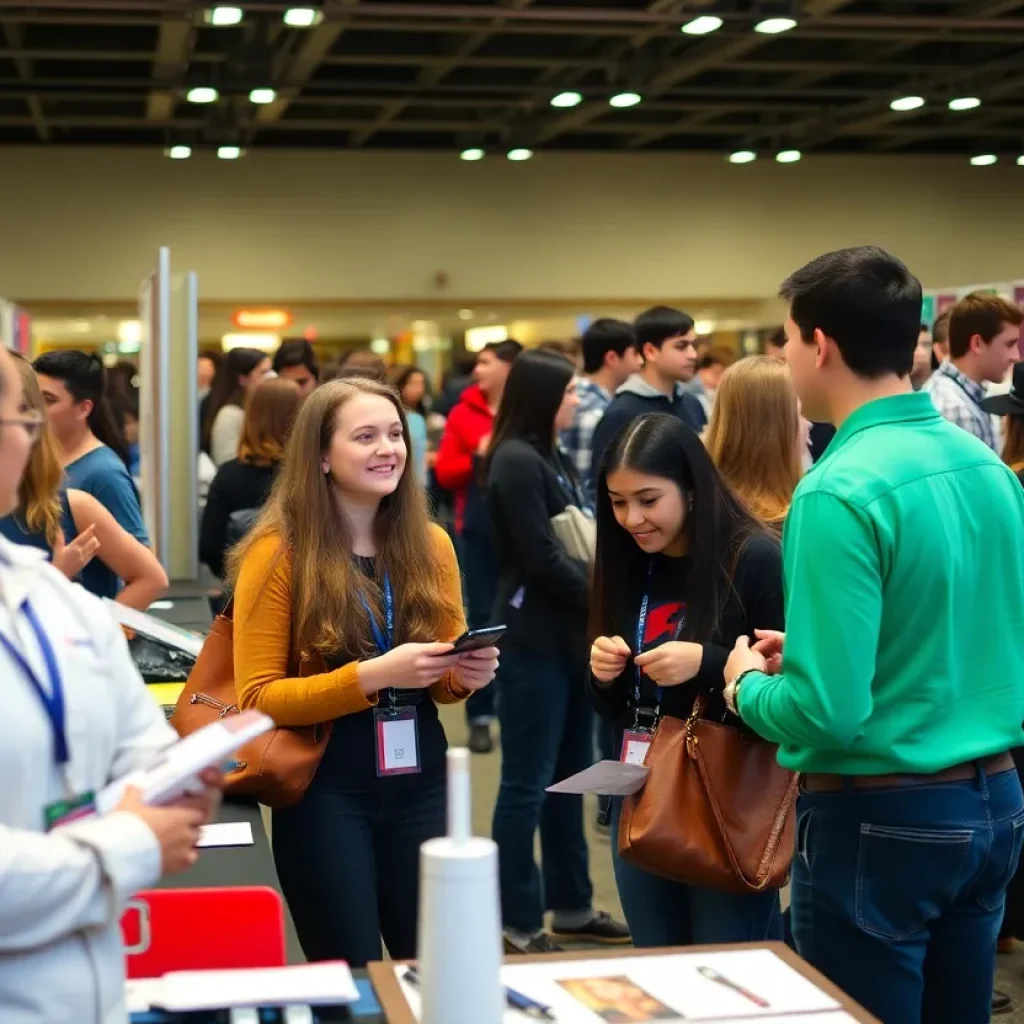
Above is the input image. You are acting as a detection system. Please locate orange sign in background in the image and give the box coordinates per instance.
[232,308,293,330]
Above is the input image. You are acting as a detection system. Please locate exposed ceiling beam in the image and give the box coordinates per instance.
[1,21,48,140]
[147,6,193,121]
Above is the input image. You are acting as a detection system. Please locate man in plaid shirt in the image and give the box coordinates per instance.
[923,293,1021,451]
[560,318,641,495]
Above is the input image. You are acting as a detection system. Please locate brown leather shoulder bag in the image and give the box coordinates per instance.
[618,696,798,894]
[170,601,332,809]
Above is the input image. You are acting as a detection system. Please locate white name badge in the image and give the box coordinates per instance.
[374,707,421,776]
[620,729,652,766]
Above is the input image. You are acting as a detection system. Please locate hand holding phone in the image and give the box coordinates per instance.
[450,625,506,653]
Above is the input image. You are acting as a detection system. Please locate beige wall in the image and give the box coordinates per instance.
[0,146,1020,304]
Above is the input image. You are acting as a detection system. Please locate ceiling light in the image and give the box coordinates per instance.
[754,17,797,34]
[728,149,757,164]
[506,148,534,161]
[694,319,716,335]
[609,92,643,108]
[948,96,981,112]
[1018,155,1024,166]
[186,86,218,104]
[550,91,583,108]
[681,15,723,35]
[970,153,998,166]
[458,309,474,321]
[217,145,242,160]
[459,147,485,161]
[890,95,925,112]
[165,145,191,160]
[283,7,323,27]
[204,6,243,27]
[249,87,277,104]
[776,149,802,163]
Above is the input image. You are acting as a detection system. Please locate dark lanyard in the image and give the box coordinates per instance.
[633,562,684,728]
[1,599,68,767]
[359,571,398,710]
[554,459,589,512]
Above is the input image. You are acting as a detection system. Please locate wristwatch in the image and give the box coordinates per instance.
[724,668,758,716]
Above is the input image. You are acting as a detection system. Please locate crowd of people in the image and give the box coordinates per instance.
[1,244,1023,1024]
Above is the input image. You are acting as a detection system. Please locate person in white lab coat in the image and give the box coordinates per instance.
[0,346,222,1024]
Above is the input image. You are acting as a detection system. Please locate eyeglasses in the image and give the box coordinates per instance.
[0,412,45,443]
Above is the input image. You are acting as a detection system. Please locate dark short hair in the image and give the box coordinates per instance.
[766,326,787,350]
[947,292,1024,360]
[634,306,695,353]
[699,346,737,371]
[273,338,319,380]
[198,348,223,369]
[481,339,523,364]
[779,246,922,379]
[932,309,951,346]
[581,319,637,374]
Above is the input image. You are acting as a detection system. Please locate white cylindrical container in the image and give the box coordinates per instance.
[417,748,503,1024]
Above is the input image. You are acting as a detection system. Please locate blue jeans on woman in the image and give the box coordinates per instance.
[610,797,782,946]
[792,765,1024,1024]
[492,651,594,934]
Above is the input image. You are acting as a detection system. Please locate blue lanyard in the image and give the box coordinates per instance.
[0,600,68,766]
[633,562,685,720]
[359,571,393,655]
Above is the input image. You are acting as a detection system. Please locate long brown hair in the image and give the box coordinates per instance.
[1004,414,1024,474]
[705,356,803,530]
[237,377,302,465]
[227,378,461,660]
[12,353,64,546]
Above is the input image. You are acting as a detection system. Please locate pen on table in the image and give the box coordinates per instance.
[696,965,770,1008]
[403,966,556,1021]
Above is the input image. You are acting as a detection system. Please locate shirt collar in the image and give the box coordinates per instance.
[578,377,611,402]
[937,360,987,404]
[0,534,49,614]
[831,391,942,449]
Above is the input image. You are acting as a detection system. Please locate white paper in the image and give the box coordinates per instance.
[382,718,418,771]
[546,760,649,796]
[395,948,843,1024]
[105,598,205,657]
[156,962,358,1011]
[124,978,163,1012]
[196,821,254,848]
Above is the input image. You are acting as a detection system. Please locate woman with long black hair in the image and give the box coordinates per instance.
[589,413,784,947]
[485,348,629,954]
[202,347,272,466]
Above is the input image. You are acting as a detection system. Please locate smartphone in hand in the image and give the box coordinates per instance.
[450,625,506,654]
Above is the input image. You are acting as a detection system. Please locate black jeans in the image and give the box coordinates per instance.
[272,772,446,967]
[492,650,594,933]
[459,529,498,724]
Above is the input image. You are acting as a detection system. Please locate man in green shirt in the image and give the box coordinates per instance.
[724,246,1024,1024]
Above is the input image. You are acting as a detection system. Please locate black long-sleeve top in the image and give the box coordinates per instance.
[199,458,277,579]
[589,533,784,730]
[486,438,590,661]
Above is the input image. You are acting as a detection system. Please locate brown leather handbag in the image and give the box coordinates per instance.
[170,601,331,809]
[618,697,798,894]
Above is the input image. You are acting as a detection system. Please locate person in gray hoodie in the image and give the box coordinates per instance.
[587,307,704,500]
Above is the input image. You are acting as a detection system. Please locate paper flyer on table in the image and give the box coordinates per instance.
[545,760,650,796]
[394,949,844,1023]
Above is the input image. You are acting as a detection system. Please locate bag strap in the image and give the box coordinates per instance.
[685,699,798,889]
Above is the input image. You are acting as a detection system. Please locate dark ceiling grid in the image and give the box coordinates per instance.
[0,1,1020,155]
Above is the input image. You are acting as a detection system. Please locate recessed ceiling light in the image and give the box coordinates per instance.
[890,95,925,112]
[728,149,757,164]
[283,7,323,27]
[507,148,534,161]
[204,6,243,27]
[970,153,997,166]
[948,96,981,112]
[186,86,218,104]
[754,17,797,34]
[550,91,583,108]
[609,92,643,108]
[681,15,723,35]
[458,309,474,321]
[249,87,277,104]
[165,145,192,160]
[776,149,802,163]
[459,147,485,161]
[217,145,243,160]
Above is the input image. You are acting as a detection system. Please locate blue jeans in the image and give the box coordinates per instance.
[459,530,497,725]
[610,798,782,946]
[492,651,594,933]
[792,766,1024,1024]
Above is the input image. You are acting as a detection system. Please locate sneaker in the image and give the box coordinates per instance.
[595,800,612,832]
[550,911,631,946]
[468,723,494,754]
[503,932,564,955]
[993,990,1014,1016]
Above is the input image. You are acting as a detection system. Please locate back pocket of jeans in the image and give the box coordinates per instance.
[977,812,1024,912]
[855,824,973,941]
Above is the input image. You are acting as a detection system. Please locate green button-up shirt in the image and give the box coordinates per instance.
[739,391,1024,775]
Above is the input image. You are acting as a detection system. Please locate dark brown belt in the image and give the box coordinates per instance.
[801,752,1015,793]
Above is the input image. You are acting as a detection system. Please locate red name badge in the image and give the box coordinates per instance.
[373,707,421,777]
[620,729,652,766]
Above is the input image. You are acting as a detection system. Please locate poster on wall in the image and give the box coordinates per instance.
[0,300,31,354]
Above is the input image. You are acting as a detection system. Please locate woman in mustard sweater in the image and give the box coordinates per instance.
[228,378,499,967]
